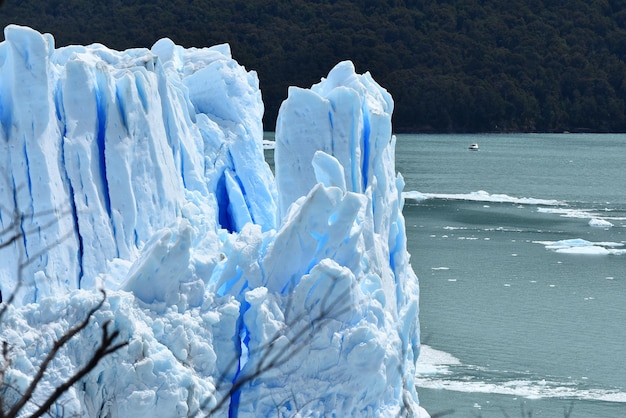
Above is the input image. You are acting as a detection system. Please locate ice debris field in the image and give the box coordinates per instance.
[0,25,425,417]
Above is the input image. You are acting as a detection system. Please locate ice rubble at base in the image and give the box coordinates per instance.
[0,25,425,417]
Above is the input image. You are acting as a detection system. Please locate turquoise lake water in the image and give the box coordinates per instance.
[398,133,626,417]
[265,132,626,417]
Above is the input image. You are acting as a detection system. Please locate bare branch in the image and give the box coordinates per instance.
[0,340,11,418]
[4,290,127,418]
[0,179,127,418]
[17,230,75,270]
[0,205,74,323]
[0,202,73,249]
[0,214,26,324]
[29,320,128,418]
[204,276,355,416]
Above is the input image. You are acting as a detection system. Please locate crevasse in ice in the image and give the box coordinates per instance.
[0,25,424,417]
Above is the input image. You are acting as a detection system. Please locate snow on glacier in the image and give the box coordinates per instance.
[0,25,424,417]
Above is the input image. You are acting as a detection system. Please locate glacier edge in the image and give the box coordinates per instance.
[0,25,425,418]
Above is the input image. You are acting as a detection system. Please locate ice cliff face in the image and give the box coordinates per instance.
[0,25,423,417]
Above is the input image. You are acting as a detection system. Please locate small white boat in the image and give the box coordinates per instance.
[468,143,479,151]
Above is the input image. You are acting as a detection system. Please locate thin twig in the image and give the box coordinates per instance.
[29,320,128,418]
[204,276,355,416]
[4,290,127,418]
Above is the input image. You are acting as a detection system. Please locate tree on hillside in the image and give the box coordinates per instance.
[2,0,626,132]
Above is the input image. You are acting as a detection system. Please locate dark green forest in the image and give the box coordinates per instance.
[2,0,626,133]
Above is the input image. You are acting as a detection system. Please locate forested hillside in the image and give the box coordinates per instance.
[2,0,626,133]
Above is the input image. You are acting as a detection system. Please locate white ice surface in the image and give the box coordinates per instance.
[0,26,422,417]
[534,238,626,255]
[589,218,614,228]
[403,190,564,206]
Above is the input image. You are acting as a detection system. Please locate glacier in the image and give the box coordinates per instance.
[0,25,425,417]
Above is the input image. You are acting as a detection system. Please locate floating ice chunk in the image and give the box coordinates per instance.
[405,190,564,206]
[558,246,608,255]
[534,238,624,255]
[589,218,613,228]
[538,207,599,221]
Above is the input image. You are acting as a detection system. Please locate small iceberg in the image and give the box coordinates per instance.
[534,238,625,255]
[589,218,613,228]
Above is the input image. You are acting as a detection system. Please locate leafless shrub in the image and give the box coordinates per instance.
[0,201,127,418]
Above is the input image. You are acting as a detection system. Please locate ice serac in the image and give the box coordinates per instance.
[263,60,421,416]
[0,26,424,418]
[0,25,277,304]
[0,25,79,304]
